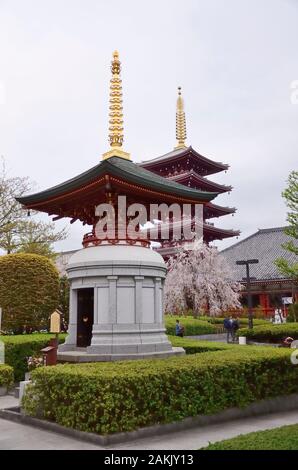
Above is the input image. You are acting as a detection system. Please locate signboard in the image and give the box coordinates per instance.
[50,310,61,334]
[282,297,293,305]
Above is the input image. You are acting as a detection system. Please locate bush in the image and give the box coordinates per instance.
[1,333,66,381]
[200,316,268,327]
[0,364,14,388]
[287,303,298,323]
[0,254,60,333]
[23,347,298,435]
[165,316,216,336]
[202,424,298,450]
[237,323,298,343]
[169,336,237,354]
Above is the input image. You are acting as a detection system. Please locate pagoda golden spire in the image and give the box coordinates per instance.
[102,51,130,160]
[175,86,187,150]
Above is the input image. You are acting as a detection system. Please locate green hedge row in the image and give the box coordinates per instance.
[237,323,298,343]
[202,424,298,450]
[165,316,216,336]
[23,347,298,435]
[1,334,66,382]
[200,316,269,327]
[169,336,237,354]
[0,364,14,388]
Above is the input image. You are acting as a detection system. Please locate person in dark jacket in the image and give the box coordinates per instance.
[223,315,234,343]
[175,319,184,337]
[231,317,240,342]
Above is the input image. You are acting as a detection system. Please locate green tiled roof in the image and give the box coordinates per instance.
[17,156,218,205]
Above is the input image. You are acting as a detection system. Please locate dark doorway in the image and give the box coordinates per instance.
[77,288,94,347]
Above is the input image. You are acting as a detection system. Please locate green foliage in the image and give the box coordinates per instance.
[23,347,298,435]
[165,316,216,336]
[169,336,238,353]
[202,424,298,450]
[275,170,298,280]
[200,316,268,326]
[287,303,298,323]
[0,254,60,333]
[1,333,66,381]
[58,276,70,323]
[0,160,66,255]
[238,323,298,342]
[0,364,14,388]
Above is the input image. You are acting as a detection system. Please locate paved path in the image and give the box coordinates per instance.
[1,395,298,450]
[185,333,227,342]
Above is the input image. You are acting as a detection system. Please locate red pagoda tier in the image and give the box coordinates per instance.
[139,88,239,246]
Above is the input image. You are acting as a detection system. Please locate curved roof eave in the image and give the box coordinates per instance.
[16,156,219,206]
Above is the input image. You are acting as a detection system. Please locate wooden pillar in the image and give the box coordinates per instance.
[259,293,270,316]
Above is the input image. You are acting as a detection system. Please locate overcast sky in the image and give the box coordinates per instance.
[0,0,297,252]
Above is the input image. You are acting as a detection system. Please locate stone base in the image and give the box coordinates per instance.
[57,346,185,363]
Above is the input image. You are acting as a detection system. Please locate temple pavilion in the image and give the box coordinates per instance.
[221,227,298,317]
[16,51,220,359]
[140,87,239,258]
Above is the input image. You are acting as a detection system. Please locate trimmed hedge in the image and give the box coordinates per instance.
[200,316,269,327]
[23,347,298,435]
[165,316,216,336]
[169,336,237,354]
[0,364,14,388]
[0,253,60,333]
[237,323,298,343]
[1,334,66,382]
[202,424,298,450]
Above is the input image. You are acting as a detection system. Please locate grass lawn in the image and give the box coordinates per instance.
[202,424,298,450]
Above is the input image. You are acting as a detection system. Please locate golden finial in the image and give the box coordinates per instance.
[175,86,187,149]
[102,51,130,160]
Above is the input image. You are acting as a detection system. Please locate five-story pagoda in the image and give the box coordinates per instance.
[140,87,239,258]
[17,52,219,361]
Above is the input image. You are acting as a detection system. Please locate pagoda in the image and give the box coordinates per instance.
[140,87,239,258]
[16,52,219,361]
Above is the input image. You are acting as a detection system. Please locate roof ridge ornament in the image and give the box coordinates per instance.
[102,51,131,160]
[175,86,187,150]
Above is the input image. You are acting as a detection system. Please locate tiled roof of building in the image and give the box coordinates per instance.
[221,227,297,281]
[140,146,228,173]
[16,156,218,206]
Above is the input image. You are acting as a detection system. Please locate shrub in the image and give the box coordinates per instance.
[165,316,216,336]
[0,364,14,388]
[169,336,237,354]
[287,303,298,323]
[0,254,60,333]
[58,276,70,324]
[237,323,298,343]
[1,333,66,381]
[23,347,298,435]
[202,424,298,450]
[200,316,268,326]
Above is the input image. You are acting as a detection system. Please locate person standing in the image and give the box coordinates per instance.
[232,317,240,342]
[224,315,234,343]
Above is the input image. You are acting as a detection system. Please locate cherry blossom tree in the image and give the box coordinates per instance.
[164,240,242,316]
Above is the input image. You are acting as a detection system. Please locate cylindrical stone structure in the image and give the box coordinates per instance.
[58,244,184,361]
